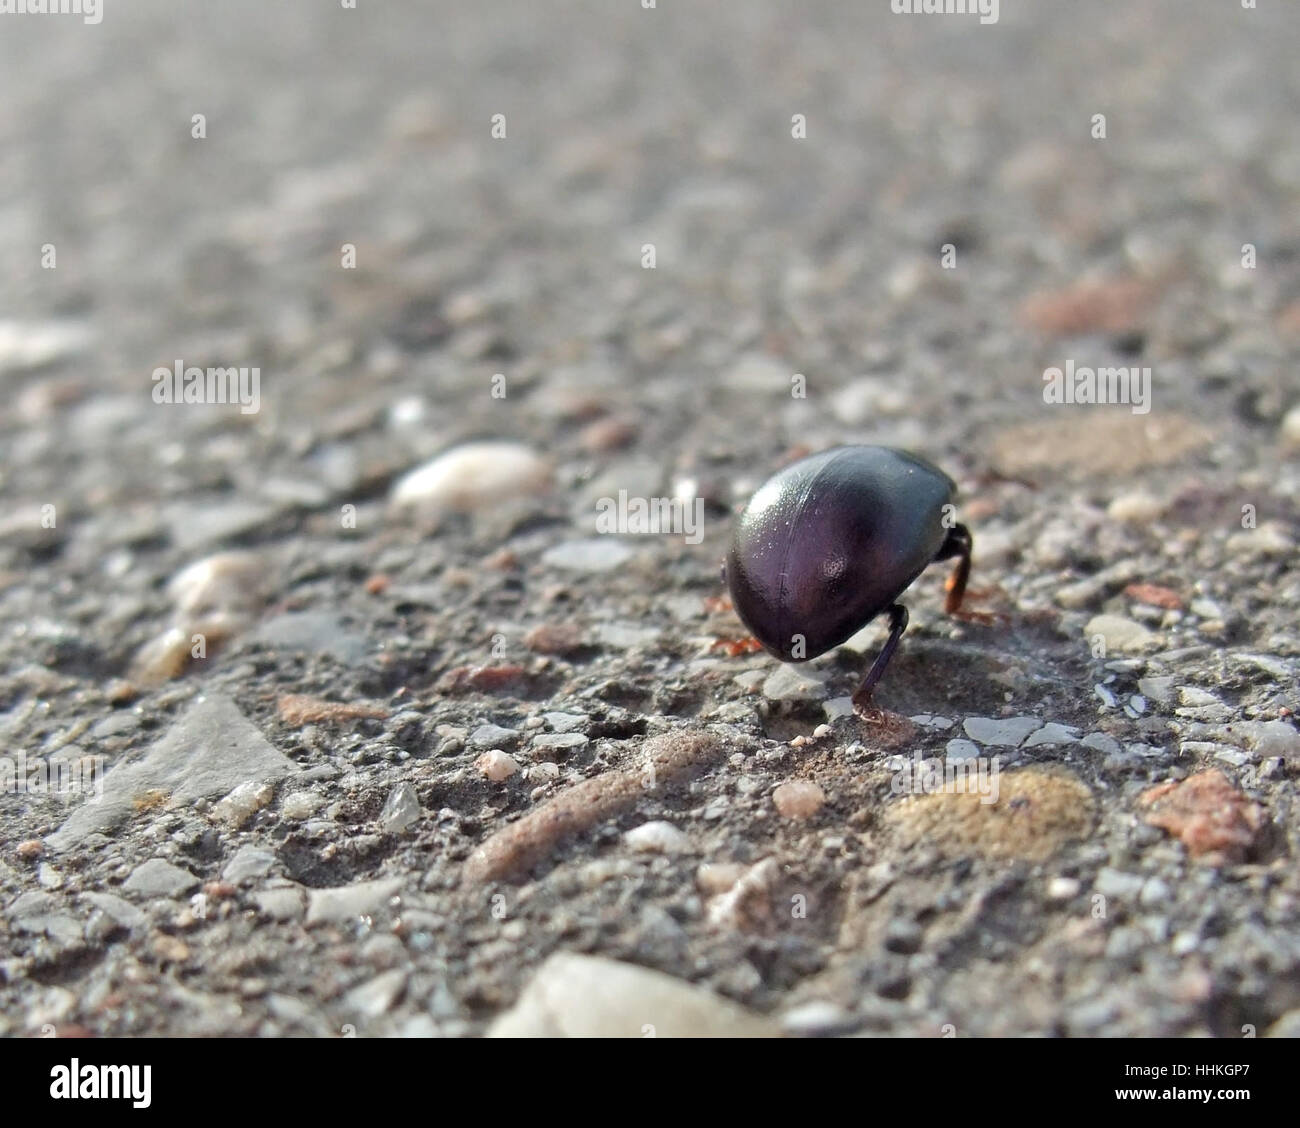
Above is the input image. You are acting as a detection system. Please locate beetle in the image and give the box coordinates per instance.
[723,445,973,709]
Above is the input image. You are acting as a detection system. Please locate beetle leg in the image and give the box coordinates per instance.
[935,522,973,614]
[851,603,908,710]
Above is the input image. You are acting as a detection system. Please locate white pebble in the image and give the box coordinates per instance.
[390,441,550,512]
[477,749,519,782]
[167,551,266,617]
[1280,403,1300,449]
[623,821,690,854]
[212,781,275,828]
[1046,876,1081,901]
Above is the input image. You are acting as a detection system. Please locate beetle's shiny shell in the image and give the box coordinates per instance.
[726,446,955,662]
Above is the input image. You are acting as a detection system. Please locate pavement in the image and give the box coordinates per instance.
[1,0,1299,1037]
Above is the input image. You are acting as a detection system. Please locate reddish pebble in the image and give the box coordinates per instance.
[523,623,584,657]
[1139,770,1267,865]
[1124,582,1183,610]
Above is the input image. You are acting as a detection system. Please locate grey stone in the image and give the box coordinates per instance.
[342,969,408,1019]
[541,539,635,572]
[254,887,306,922]
[249,613,372,665]
[123,858,200,898]
[469,723,519,748]
[962,716,1041,747]
[223,845,279,883]
[762,665,827,702]
[305,877,404,927]
[532,732,589,751]
[81,891,147,931]
[379,783,421,832]
[542,712,588,733]
[46,695,298,851]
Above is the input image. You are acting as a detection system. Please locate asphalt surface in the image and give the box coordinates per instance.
[1,0,1299,1039]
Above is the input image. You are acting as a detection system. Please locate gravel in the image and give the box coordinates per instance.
[1,0,1298,1040]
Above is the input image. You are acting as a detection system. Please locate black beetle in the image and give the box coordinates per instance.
[724,445,973,708]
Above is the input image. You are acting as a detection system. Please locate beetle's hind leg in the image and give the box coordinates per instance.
[935,523,973,613]
[851,603,908,711]
[936,523,1007,625]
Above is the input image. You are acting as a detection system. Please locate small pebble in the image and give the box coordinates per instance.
[772,780,826,819]
[1047,876,1081,901]
[623,821,690,854]
[945,739,981,762]
[1280,403,1300,449]
[477,749,519,782]
[541,539,635,572]
[211,781,275,828]
[470,723,520,748]
[696,863,746,895]
[762,665,828,703]
[1084,614,1157,654]
[390,441,550,513]
[281,791,324,820]
[962,716,1041,747]
[379,783,420,832]
[167,551,266,617]
[1107,492,1166,523]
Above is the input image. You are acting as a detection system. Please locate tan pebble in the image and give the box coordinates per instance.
[1107,492,1166,523]
[129,626,194,684]
[16,839,43,860]
[696,862,746,895]
[152,935,191,963]
[773,780,826,819]
[1280,403,1300,449]
[888,767,1094,862]
[478,750,520,782]
[167,551,266,617]
[580,417,638,453]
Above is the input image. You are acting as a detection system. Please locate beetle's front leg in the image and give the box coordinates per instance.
[851,603,909,712]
